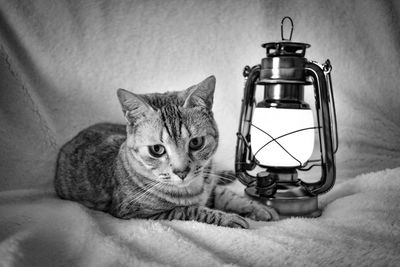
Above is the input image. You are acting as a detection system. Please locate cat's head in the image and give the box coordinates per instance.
[117,76,218,187]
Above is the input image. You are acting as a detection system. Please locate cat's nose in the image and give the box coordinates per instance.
[173,167,191,180]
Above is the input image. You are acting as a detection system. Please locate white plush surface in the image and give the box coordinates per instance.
[1,0,400,266]
[1,167,400,266]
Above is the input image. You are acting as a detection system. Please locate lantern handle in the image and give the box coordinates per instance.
[235,65,260,186]
[303,61,336,195]
[323,60,339,154]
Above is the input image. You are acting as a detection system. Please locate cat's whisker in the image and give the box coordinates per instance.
[202,172,238,183]
[230,161,252,165]
[159,173,170,179]
[210,176,234,183]
[133,186,159,203]
[202,170,238,180]
[131,186,155,203]
[131,182,162,203]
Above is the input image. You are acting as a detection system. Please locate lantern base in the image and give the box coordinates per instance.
[245,182,322,218]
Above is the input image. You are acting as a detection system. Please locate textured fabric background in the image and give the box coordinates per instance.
[0,0,399,190]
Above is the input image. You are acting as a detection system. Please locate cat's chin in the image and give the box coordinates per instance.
[168,179,193,187]
[164,176,203,189]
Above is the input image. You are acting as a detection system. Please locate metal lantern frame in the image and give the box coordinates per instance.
[235,17,338,217]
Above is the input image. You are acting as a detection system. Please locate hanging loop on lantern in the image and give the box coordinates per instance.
[281,16,294,41]
[323,59,333,73]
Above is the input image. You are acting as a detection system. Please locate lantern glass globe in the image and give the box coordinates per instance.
[250,107,315,167]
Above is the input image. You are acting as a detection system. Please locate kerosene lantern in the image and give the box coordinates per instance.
[235,17,338,217]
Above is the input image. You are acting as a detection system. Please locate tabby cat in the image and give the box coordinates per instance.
[54,76,278,228]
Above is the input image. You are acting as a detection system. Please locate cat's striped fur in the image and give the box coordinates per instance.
[54,76,278,228]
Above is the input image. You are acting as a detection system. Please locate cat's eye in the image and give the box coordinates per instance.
[189,137,205,151]
[148,144,166,157]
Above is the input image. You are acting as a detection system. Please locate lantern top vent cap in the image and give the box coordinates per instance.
[262,16,310,58]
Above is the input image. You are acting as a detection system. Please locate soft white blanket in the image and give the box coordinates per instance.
[1,167,399,266]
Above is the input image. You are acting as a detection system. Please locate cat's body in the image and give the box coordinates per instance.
[55,76,278,228]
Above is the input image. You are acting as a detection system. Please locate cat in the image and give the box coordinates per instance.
[54,76,278,228]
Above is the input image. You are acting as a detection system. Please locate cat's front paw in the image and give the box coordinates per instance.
[244,201,279,221]
[219,213,249,229]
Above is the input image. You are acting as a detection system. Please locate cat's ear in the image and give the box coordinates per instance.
[117,89,155,124]
[183,76,216,110]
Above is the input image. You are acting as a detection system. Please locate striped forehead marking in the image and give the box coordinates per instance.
[160,104,183,144]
